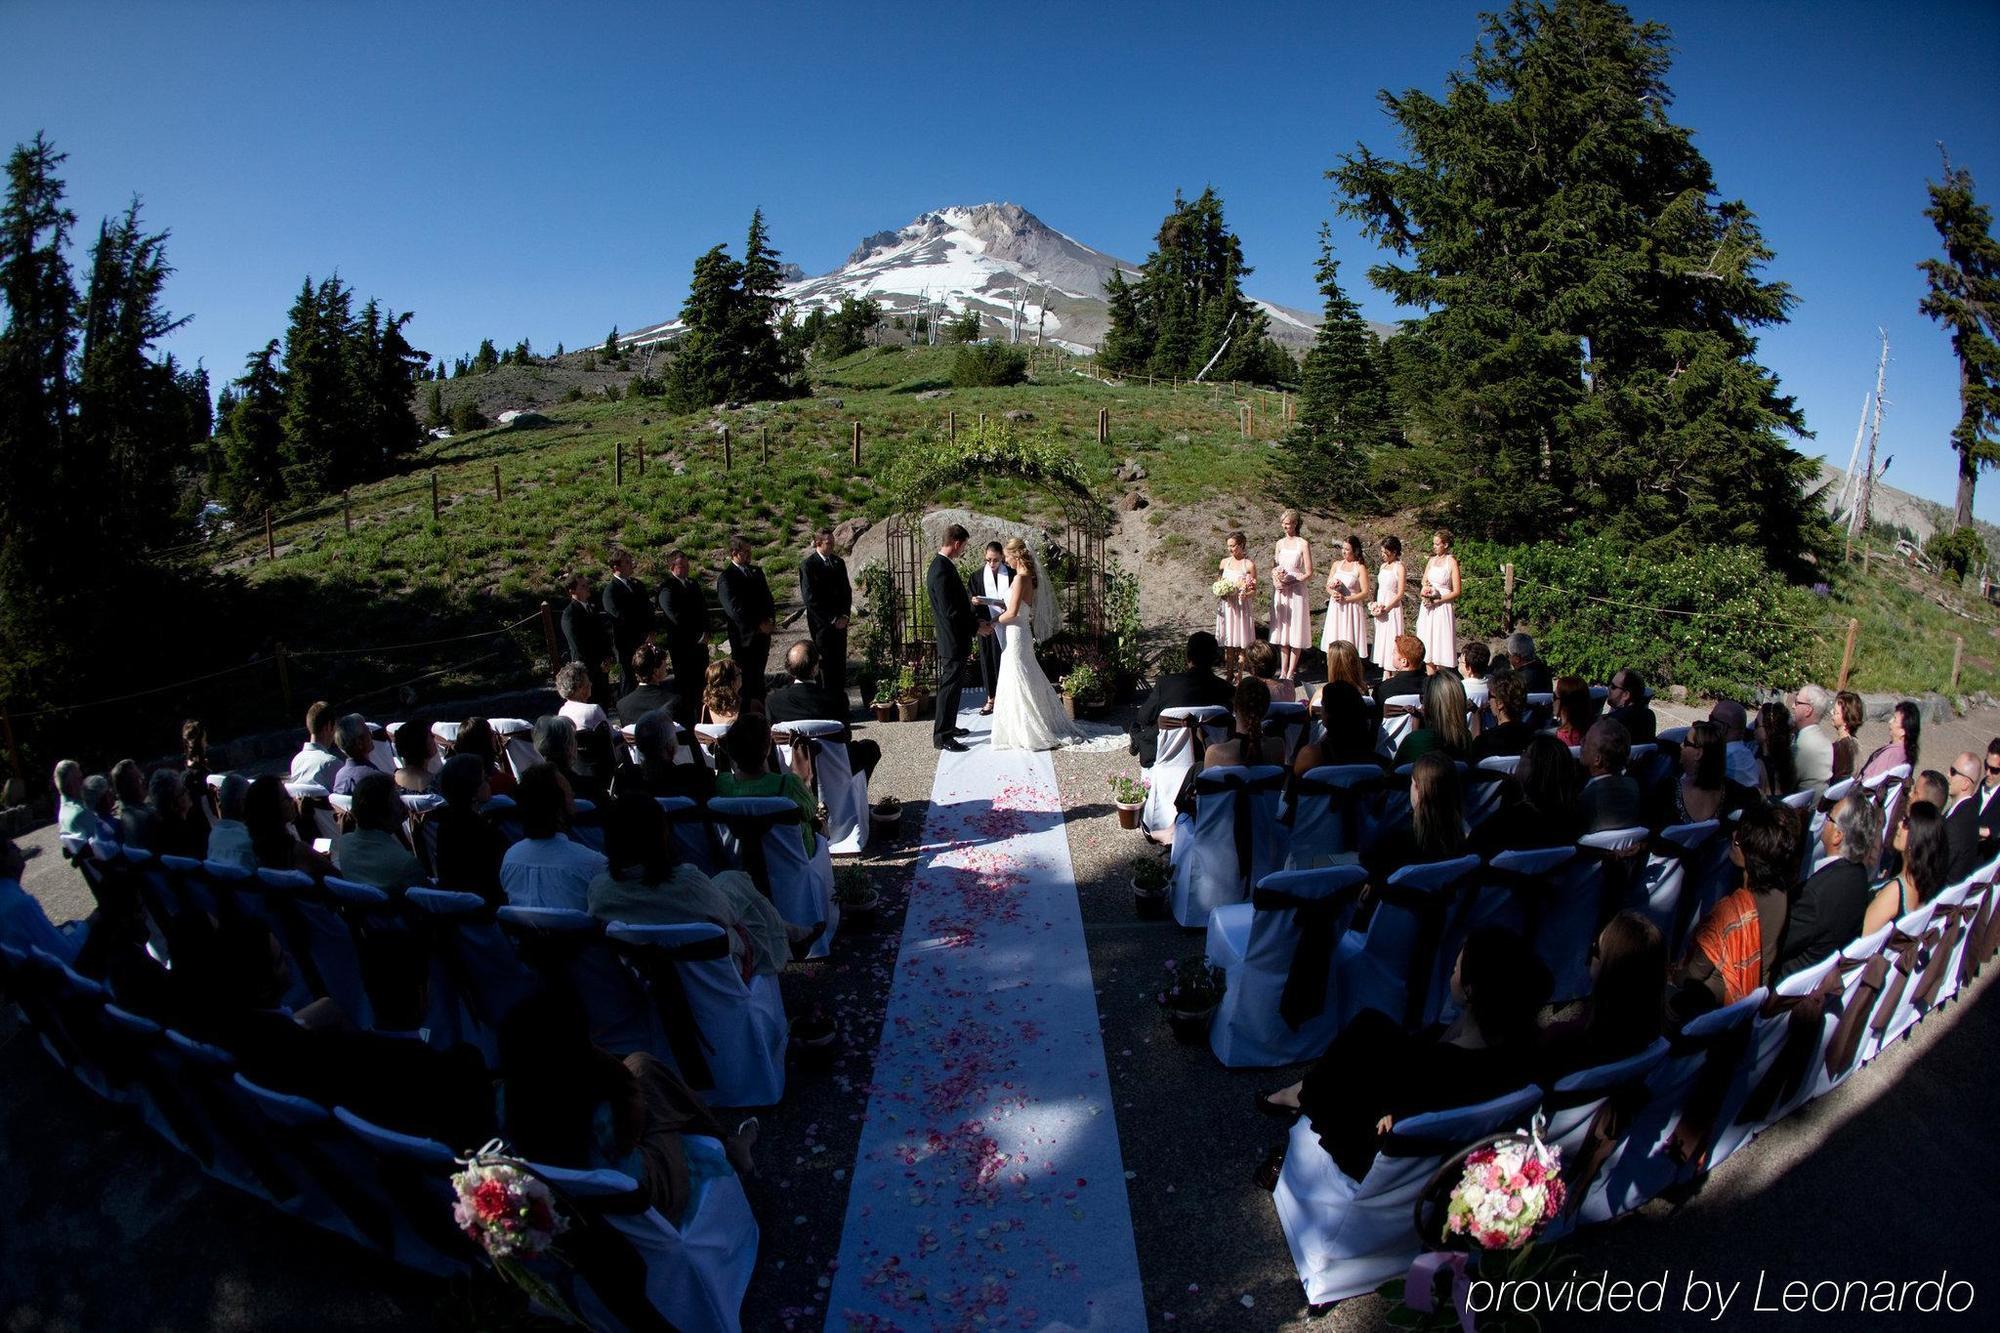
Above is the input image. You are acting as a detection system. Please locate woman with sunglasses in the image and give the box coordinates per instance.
[1648,720,1757,831]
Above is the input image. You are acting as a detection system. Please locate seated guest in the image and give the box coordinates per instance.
[1395,670,1471,764]
[431,754,507,904]
[534,713,606,805]
[1456,640,1491,689]
[1674,801,1799,1013]
[1859,699,1921,780]
[335,772,425,892]
[1,836,82,962]
[205,773,258,870]
[80,775,121,845]
[1775,794,1883,981]
[1245,641,1298,704]
[1976,740,2000,862]
[614,708,716,803]
[1197,677,1275,771]
[1364,751,1468,886]
[767,641,882,778]
[1791,685,1835,789]
[500,764,607,912]
[1373,633,1428,707]
[243,774,336,876]
[1467,672,1537,761]
[1552,675,1593,748]
[289,700,344,791]
[1254,928,1552,1183]
[615,642,678,726]
[589,789,798,976]
[1323,639,1369,698]
[54,759,101,841]
[1540,911,1668,1078]
[1944,753,1985,883]
[392,720,438,795]
[701,658,744,728]
[1577,718,1641,832]
[1707,700,1759,788]
[452,715,517,797]
[147,767,208,860]
[1131,631,1234,767]
[1473,735,1583,854]
[1603,668,1656,744]
[330,713,379,796]
[1830,689,1864,782]
[1505,632,1554,694]
[498,992,756,1221]
[111,759,158,849]
[179,720,214,832]
[714,714,819,855]
[1649,720,1756,829]
[1292,682,1387,776]
[1754,701,1798,798]
[1863,800,1951,935]
[556,661,611,737]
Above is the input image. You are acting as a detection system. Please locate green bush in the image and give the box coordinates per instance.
[951,343,1027,388]
[448,399,487,433]
[1923,527,1987,584]
[1453,536,1832,696]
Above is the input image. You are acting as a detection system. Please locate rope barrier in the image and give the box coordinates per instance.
[333,645,514,712]
[1509,575,1846,636]
[11,656,277,721]
[289,612,542,660]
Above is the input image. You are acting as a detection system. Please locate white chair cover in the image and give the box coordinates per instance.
[285,780,338,840]
[1475,753,1521,777]
[1286,765,1388,870]
[1375,693,1422,758]
[1205,865,1368,1068]
[1273,1085,1542,1305]
[1167,765,1288,927]
[1540,827,1648,1002]
[1332,854,1482,1030]
[1713,953,1844,1166]
[1656,725,1691,747]
[1637,821,1726,955]
[606,922,789,1109]
[1264,700,1309,768]
[1538,1039,1670,1243]
[708,796,836,956]
[1142,706,1230,837]
[1807,921,1896,1101]
[774,719,868,855]
[1865,895,1943,1059]
[528,1142,759,1333]
[489,718,539,781]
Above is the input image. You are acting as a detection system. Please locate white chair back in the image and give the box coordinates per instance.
[1167,765,1289,927]
[1286,765,1387,869]
[1205,866,1368,1068]
[1142,706,1230,837]
[606,921,789,1110]
[774,719,868,855]
[1376,693,1422,757]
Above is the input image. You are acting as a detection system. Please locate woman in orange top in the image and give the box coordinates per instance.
[1675,801,1798,1012]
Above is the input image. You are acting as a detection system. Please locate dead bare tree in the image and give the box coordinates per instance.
[1194,311,1239,383]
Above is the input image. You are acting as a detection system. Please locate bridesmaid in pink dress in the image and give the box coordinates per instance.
[1415,529,1462,669]
[1368,534,1406,676]
[1320,533,1373,660]
[1215,531,1258,679]
[1269,510,1313,682]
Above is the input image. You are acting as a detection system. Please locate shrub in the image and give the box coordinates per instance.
[1923,527,1987,584]
[952,343,1027,388]
[448,399,487,433]
[1453,535,1831,696]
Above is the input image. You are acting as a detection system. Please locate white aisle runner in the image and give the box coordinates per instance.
[825,707,1145,1330]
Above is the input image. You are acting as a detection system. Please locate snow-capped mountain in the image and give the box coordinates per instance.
[623,202,1321,357]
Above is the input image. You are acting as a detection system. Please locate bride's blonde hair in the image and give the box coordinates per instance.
[1003,537,1039,591]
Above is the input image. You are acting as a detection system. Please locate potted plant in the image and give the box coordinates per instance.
[1156,954,1224,1043]
[894,665,921,723]
[1130,853,1169,917]
[870,795,902,833]
[833,864,880,926]
[792,1006,838,1069]
[1108,772,1147,829]
[871,677,897,723]
[1060,662,1101,719]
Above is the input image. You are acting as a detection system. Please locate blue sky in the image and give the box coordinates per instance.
[4,1,1997,516]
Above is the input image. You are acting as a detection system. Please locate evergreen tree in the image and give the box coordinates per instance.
[554,341,564,359]
[945,308,982,344]
[1275,229,1386,510]
[514,337,532,364]
[218,339,286,508]
[426,378,446,430]
[603,326,621,363]
[1332,0,1815,564]
[1919,148,2000,530]
[734,209,789,398]
[473,337,499,374]
[664,245,744,410]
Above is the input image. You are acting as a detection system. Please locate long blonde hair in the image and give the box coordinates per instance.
[1003,537,1039,593]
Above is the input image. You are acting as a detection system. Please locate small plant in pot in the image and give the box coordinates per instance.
[871,677,897,723]
[1130,852,1169,917]
[870,795,902,832]
[1108,772,1147,829]
[894,665,922,723]
[1059,662,1102,719]
[1156,954,1224,1043]
[833,864,880,926]
[792,1005,839,1068]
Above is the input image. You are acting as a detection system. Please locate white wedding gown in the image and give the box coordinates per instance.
[989,594,1085,752]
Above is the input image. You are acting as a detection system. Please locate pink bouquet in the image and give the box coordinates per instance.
[1442,1132,1565,1250]
[452,1158,567,1259]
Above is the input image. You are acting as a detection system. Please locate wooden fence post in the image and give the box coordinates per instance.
[274,641,292,717]
[342,490,351,534]
[264,506,275,559]
[430,471,441,521]
[723,427,733,471]
[540,601,561,671]
[493,465,503,503]
[636,441,645,478]
[614,442,624,489]
[1098,408,1108,445]
[1502,563,1516,633]
[760,426,769,464]
[1837,618,1860,691]
[1238,403,1250,439]
[851,422,862,470]
[1952,635,1965,692]
[978,413,986,441]
[948,411,957,443]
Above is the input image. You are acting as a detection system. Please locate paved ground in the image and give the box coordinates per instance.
[7,699,2000,1331]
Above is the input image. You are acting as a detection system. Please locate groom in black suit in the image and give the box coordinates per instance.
[966,540,1012,716]
[927,524,989,752]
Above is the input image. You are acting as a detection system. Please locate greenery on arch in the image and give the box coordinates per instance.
[886,426,1111,534]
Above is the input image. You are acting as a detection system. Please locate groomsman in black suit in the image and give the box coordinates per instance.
[799,527,854,701]
[560,571,614,705]
[717,534,776,701]
[601,549,654,699]
[966,540,1013,717]
[927,524,989,751]
[656,549,709,727]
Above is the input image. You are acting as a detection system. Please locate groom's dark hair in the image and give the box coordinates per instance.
[1187,632,1221,672]
[942,523,969,545]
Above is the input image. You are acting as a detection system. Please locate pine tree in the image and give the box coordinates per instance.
[0,134,80,580]
[278,274,364,494]
[734,209,788,399]
[1332,0,1815,564]
[603,327,621,363]
[473,337,499,374]
[1919,148,2000,530]
[664,244,744,410]
[1275,229,1386,510]
[426,379,445,429]
[218,339,286,507]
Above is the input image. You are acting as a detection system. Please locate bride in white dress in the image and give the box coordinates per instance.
[988,538,1085,752]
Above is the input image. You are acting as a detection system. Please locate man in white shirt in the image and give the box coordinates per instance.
[53,759,95,840]
[499,765,606,913]
[205,773,258,870]
[1710,699,1760,788]
[1790,684,1835,790]
[289,700,344,790]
